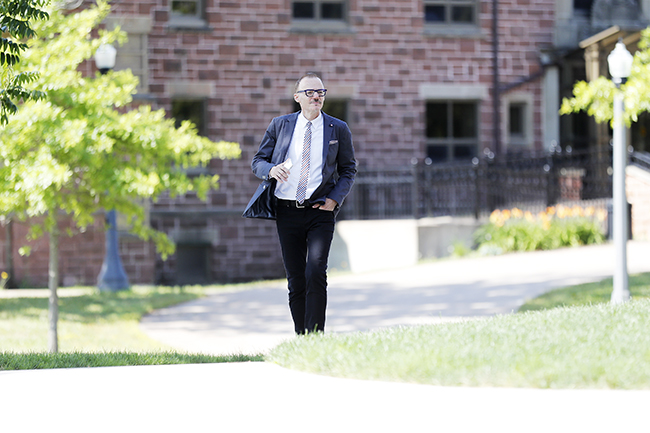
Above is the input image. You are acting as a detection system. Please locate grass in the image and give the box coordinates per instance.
[519,272,650,312]
[0,351,263,370]
[0,285,263,369]
[268,299,650,389]
[0,286,209,352]
[268,273,650,389]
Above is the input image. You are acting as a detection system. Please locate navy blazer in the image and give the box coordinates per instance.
[246,111,356,217]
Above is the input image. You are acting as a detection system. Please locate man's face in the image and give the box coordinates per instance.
[294,77,325,119]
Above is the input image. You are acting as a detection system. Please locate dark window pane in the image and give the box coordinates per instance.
[176,244,209,285]
[424,5,445,22]
[172,100,206,136]
[453,145,476,160]
[293,2,315,18]
[451,6,473,23]
[322,2,344,19]
[574,0,593,13]
[509,104,525,135]
[172,0,197,15]
[452,103,476,138]
[325,100,348,123]
[427,145,448,163]
[426,102,448,138]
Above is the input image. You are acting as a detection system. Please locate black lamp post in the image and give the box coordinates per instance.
[94,44,130,292]
[607,40,633,305]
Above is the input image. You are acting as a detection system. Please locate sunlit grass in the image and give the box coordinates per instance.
[519,272,650,312]
[269,296,650,389]
[0,285,264,369]
[0,285,209,352]
[0,351,263,370]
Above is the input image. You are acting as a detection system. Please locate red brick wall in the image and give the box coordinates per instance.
[0,216,154,288]
[3,0,556,285]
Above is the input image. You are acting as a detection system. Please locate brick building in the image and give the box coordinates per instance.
[2,0,649,287]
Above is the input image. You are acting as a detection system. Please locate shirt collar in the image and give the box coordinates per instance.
[298,111,323,129]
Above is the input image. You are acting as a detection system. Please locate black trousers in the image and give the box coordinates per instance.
[275,203,335,334]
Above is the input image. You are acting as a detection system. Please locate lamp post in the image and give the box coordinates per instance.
[94,44,129,292]
[607,40,633,305]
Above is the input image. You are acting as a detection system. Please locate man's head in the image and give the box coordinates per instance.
[294,72,326,121]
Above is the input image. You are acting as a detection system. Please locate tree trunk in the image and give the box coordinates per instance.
[4,220,14,287]
[48,224,59,353]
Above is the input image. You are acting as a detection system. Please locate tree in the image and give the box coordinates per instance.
[0,0,241,352]
[560,29,650,124]
[0,0,49,125]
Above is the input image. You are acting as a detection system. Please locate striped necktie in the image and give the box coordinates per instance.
[295,121,312,204]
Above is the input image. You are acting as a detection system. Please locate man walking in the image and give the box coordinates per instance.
[245,72,356,334]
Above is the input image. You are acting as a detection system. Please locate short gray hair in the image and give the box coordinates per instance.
[294,72,323,93]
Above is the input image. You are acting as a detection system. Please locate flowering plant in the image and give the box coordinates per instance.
[474,205,606,255]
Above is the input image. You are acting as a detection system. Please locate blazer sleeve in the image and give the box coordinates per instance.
[251,118,279,181]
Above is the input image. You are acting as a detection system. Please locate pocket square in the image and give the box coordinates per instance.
[329,140,338,145]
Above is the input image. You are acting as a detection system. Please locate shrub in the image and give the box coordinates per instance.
[474,205,606,254]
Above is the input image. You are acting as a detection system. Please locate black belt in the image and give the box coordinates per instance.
[277,198,312,208]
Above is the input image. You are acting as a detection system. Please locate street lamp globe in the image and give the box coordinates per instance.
[94,44,116,74]
[607,40,633,86]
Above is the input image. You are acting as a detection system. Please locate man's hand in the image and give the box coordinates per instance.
[269,163,290,183]
[313,198,338,211]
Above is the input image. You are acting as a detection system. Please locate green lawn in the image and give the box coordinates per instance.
[519,272,650,311]
[0,286,208,352]
[0,351,263,370]
[0,285,263,369]
[268,273,650,389]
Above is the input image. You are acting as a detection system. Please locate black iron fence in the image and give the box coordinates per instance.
[340,147,624,221]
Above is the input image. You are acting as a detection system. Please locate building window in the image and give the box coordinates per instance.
[509,103,525,138]
[574,0,594,17]
[176,244,210,285]
[293,1,345,20]
[170,0,206,28]
[426,101,478,163]
[505,97,533,149]
[171,99,207,136]
[293,99,349,123]
[424,0,476,25]
[291,0,349,32]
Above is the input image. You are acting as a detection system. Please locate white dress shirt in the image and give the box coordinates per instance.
[275,111,324,201]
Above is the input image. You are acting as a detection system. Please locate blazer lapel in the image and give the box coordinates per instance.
[275,113,299,163]
[322,113,334,166]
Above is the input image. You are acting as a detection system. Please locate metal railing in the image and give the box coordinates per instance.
[341,147,621,221]
[630,150,650,171]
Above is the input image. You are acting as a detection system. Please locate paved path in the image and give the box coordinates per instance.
[2,362,649,432]
[140,241,650,355]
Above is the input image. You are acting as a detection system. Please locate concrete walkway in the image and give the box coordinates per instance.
[3,242,650,432]
[140,241,650,355]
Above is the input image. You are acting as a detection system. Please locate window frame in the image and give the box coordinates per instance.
[291,0,351,33]
[425,100,479,164]
[171,98,209,175]
[169,0,207,29]
[504,94,534,149]
[422,0,480,37]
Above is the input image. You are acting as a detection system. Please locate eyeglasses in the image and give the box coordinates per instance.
[296,89,327,97]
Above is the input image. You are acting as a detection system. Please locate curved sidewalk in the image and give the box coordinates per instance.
[141,241,650,355]
[2,362,648,432]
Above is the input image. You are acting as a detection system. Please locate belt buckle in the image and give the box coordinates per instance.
[295,201,306,209]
